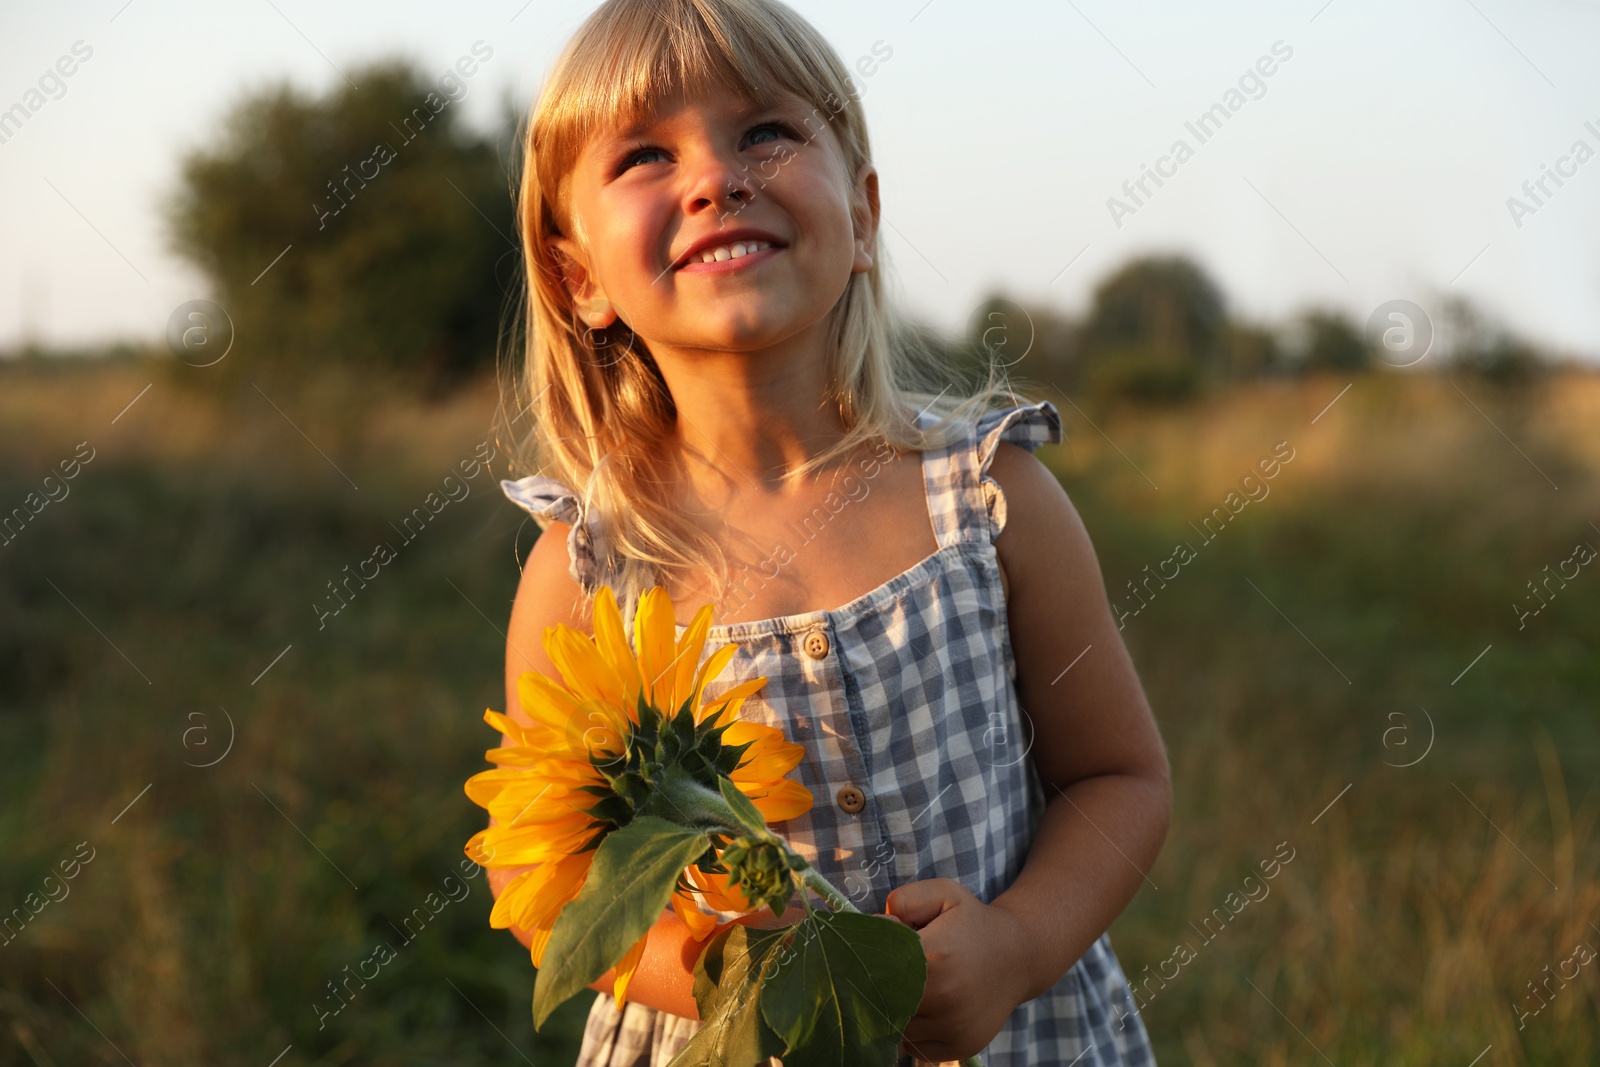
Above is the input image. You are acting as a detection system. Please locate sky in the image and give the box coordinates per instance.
[2,0,1599,362]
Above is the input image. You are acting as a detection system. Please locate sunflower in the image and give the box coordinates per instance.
[463,584,813,1006]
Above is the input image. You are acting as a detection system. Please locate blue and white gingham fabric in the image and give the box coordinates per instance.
[499,400,1157,1067]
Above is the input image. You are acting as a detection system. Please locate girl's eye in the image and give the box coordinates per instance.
[613,121,797,176]
[617,143,667,174]
[745,121,797,147]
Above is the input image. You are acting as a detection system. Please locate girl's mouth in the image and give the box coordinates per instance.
[676,240,783,275]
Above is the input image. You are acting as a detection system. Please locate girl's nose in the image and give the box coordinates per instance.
[680,148,757,217]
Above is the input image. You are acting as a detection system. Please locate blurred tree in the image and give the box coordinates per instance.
[1224,321,1283,379]
[1439,295,1543,385]
[959,294,1078,395]
[164,58,519,398]
[1076,254,1228,399]
[1291,309,1371,373]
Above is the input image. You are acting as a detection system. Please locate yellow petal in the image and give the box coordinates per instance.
[569,698,631,758]
[728,727,804,777]
[546,624,622,707]
[730,742,805,785]
[496,852,593,933]
[527,757,606,784]
[593,586,644,717]
[469,820,599,868]
[533,853,593,921]
[699,677,768,727]
[476,763,598,811]
[634,587,679,708]
[483,744,548,768]
[483,776,582,807]
[721,719,782,748]
[464,826,502,867]
[464,768,513,808]
[530,922,555,968]
[611,931,652,1008]
[688,643,737,722]
[483,708,534,746]
[469,766,592,808]
[688,863,757,913]
[669,601,715,714]
[488,792,595,830]
[517,672,583,734]
[743,779,814,824]
[673,887,718,941]
[488,868,541,929]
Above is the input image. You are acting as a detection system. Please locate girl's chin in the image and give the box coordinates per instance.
[670,332,794,353]
[646,312,823,352]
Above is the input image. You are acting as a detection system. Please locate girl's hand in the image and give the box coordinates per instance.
[885,877,1032,1064]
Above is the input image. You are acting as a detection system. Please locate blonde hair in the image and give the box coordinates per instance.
[493,0,1024,627]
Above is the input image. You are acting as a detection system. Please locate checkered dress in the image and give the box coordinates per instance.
[500,400,1157,1067]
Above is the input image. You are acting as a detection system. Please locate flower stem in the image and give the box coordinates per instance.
[798,865,856,914]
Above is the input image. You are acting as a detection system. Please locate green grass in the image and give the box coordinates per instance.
[1050,373,1600,1066]
[1,361,1597,1065]
[0,369,593,1065]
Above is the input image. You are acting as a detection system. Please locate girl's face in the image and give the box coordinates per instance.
[551,87,878,355]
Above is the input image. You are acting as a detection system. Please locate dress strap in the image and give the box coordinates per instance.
[500,474,609,596]
[918,400,1063,548]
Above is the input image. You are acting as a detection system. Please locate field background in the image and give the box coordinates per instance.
[2,358,1597,1066]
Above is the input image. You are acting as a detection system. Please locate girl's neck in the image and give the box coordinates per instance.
[651,326,852,500]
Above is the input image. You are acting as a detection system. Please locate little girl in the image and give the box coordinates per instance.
[484,1,1171,1064]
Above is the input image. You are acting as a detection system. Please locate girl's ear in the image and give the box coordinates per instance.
[849,162,880,274]
[548,236,597,303]
[547,236,617,327]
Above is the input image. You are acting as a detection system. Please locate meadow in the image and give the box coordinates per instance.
[1,357,1596,1066]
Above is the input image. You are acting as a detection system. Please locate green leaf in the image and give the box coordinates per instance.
[668,925,789,1067]
[760,911,926,1067]
[717,775,771,837]
[532,816,710,1029]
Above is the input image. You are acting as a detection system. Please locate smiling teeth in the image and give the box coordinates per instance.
[697,240,774,263]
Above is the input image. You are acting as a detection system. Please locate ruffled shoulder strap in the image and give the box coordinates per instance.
[500,474,609,596]
[976,400,1062,535]
[975,400,1063,540]
[975,399,1062,469]
[920,400,1062,547]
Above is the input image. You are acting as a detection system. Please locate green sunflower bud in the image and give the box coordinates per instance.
[720,835,800,919]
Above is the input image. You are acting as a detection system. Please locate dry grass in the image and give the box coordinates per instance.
[1044,370,1600,1065]
[1,359,1596,1065]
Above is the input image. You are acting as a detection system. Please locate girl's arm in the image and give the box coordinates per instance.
[491,519,796,1020]
[883,438,1171,1062]
[491,519,700,1017]
[983,440,1173,999]
[886,442,1171,1061]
